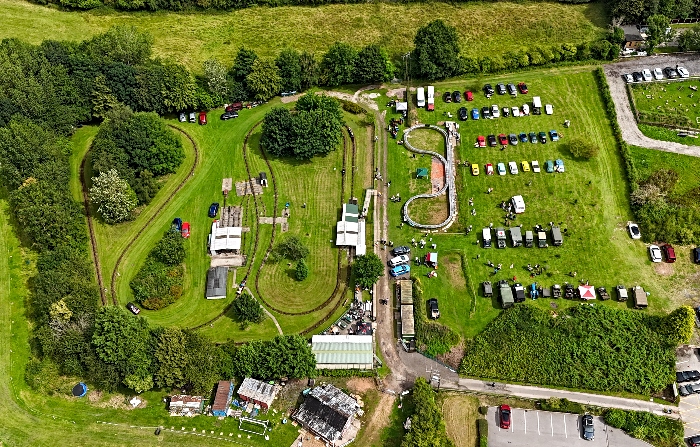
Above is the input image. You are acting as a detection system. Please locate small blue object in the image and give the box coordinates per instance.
[285,202,290,208]
[72,382,88,397]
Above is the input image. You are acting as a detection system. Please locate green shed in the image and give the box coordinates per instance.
[416,168,428,179]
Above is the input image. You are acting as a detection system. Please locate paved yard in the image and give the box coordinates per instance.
[487,407,652,447]
[677,345,700,438]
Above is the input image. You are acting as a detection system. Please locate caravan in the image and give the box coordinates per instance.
[482,228,492,248]
[417,87,426,108]
[511,195,525,214]
[532,96,542,115]
[427,86,435,111]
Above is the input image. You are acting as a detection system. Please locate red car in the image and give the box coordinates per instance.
[518,82,528,94]
[662,244,676,262]
[499,405,511,429]
[198,111,207,125]
[498,134,508,145]
[182,222,190,238]
[476,135,486,147]
[465,90,474,101]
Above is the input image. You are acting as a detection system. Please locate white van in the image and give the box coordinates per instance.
[532,96,542,109]
[482,228,492,248]
[389,255,410,267]
[427,86,435,111]
[417,87,426,108]
[512,195,526,214]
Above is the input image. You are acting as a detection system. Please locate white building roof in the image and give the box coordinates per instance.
[210,221,242,252]
[311,335,373,369]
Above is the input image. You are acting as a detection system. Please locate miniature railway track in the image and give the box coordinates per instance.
[80,154,107,306]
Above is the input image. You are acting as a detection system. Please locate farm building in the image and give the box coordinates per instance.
[293,384,362,447]
[169,395,205,417]
[311,335,374,370]
[416,168,428,179]
[211,380,234,417]
[209,220,242,255]
[237,377,281,410]
[335,203,366,256]
[396,280,413,305]
[400,305,415,339]
[206,266,228,299]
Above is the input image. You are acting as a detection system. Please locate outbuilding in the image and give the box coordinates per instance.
[293,384,361,446]
[211,381,234,417]
[237,377,281,410]
[169,395,205,416]
[206,266,228,299]
[311,334,374,370]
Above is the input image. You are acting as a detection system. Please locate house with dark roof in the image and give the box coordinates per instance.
[211,380,234,417]
[293,384,361,446]
[622,25,645,50]
[206,266,228,299]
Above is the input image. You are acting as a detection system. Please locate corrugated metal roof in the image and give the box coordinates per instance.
[400,305,414,337]
[397,280,413,304]
[311,335,373,366]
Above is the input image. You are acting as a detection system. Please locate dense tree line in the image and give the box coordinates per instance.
[402,377,454,447]
[611,0,700,24]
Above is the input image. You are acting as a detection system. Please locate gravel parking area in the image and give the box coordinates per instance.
[603,53,700,157]
[487,407,652,447]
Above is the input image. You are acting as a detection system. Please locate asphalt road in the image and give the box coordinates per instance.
[487,407,652,447]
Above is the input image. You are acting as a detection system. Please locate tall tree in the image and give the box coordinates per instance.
[299,51,319,91]
[85,26,153,66]
[232,292,265,325]
[354,44,393,84]
[246,59,282,100]
[647,14,671,54]
[276,48,302,92]
[353,253,385,289]
[411,20,461,80]
[260,107,294,157]
[321,42,357,87]
[153,327,188,389]
[90,169,138,224]
[231,47,259,82]
[203,58,229,98]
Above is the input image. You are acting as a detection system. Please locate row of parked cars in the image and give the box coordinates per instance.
[442,82,529,104]
[678,370,700,396]
[648,243,676,263]
[475,130,559,148]
[624,66,689,83]
[473,159,564,176]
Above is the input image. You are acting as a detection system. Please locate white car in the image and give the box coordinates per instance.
[624,73,634,83]
[532,160,540,173]
[649,244,662,262]
[508,161,518,175]
[511,106,520,117]
[388,255,410,267]
[545,104,553,115]
[678,66,690,78]
[628,222,641,239]
[497,162,506,176]
[653,68,663,80]
[178,112,186,122]
[491,105,500,118]
[642,69,652,81]
[522,104,530,115]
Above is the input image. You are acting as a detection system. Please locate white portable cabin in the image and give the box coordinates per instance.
[427,86,435,111]
[533,96,542,108]
[511,195,526,214]
[416,87,425,108]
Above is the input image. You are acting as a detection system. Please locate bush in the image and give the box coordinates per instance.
[232,292,264,325]
[315,369,375,378]
[478,406,488,415]
[567,138,599,159]
[295,259,309,281]
[604,409,684,447]
[273,235,310,261]
[340,99,367,115]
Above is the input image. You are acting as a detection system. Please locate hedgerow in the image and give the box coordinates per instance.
[459,304,683,395]
[604,408,684,447]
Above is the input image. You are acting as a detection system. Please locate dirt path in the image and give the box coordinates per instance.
[360,392,396,446]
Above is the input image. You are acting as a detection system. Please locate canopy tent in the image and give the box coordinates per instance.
[425,252,438,268]
[416,168,428,179]
[72,382,88,397]
[578,285,595,300]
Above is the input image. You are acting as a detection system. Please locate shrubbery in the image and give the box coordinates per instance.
[130,230,186,310]
[402,377,454,447]
[477,418,488,447]
[604,409,684,447]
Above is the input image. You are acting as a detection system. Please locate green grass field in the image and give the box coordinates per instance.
[384,67,700,341]
[638,122,700,144]
[0,0,606,72]
[630,79,700,128]
[629,144,700,195]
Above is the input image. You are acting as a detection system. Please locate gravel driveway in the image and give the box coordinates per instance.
[603,53,700,157]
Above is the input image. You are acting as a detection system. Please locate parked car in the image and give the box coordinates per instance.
[499,405,511,429]
[226,102,243,112]
[182,222,190,238]
[465,90,474,101]
[521,161,530,172]
[208,202,220,218]
[392,246,411,256]
[539,131,548,143]
[518,82,528,94]
[508,134,518,145]
[632,71,643,82]
[549,130,559,141]
[497,162,506,176]
[443,91,452,103]
[491,104,500,118]
[664,67,678,78]
[694,247,700,264]
[507,83,517,96]
[529,132,538,143]
[496,83,506,95]
[663,244,676,262]
[522,103,530,115]
[482,106,491,119]
[388,255,410,267]
[519,132,528,143]
[472,108,480,120]
[653,67,663,80]
[452,91,461,102]
[642,69,652,81]
[172,217,183,232]
[199,111,207,125]
[488,134,498,147]
[390,264,410,277]
[502,107,510,117]
[545,160,554,173]
[649,244,662,262]
[486,163,494,175]
[476,135,486,147]
[498,134,508,145]
[458,107,468,121]
[628,222,641,239]
[532,160,540,173]
[511,106,520,117]
[471,164,480,176]
[427,298,440,319]
[189,112,196,123]
[220,111,238,120]
[555,159,565,172]
[484,84,495,96]
[678,66,690,78]
[688,435,700,447]
[179,112,186,122]
[508,161,518,175]
[582,414,594,441]
[545,104,553,115]
[623,73,634,83]
[681,385,692,396]
[126,302,141,315]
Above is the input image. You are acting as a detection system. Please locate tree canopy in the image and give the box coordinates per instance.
[232,292,265,326]
[353,253,385,289]
[89,169,138,224]
[412,20,460,80]
[246,59,282,100]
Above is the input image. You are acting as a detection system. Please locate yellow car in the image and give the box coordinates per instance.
[471,164,480,176]
[521,161,531,172]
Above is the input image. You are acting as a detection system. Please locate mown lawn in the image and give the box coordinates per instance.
[629,144,700,195]
[0,0,606,72]
[630,79,700,128]
[637,123,700,144]
[440,393,480,447]
[384,67,697,342]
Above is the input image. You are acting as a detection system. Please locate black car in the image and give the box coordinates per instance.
[688,434,700,447]
[126,302,141,315]
[506,83,517,95]
[519,132,528,143]
[220,111,238,120]
[508,134,518,145]
[632,72,643,82]
[502,107,510,118]
[481,106,491,119]
[443,91,452,103]
[427,298,440,319]
[487,134,497,147]
[208,202,220,218]
[452,91,461,102]
[484,84,495,95]
[664,67,678,79]
[581,414,594,441]
[392,245,411,256]
[458,107,468,121]
[529,132,538,143]
[694,247,700,263]
[678,371,691,383]
[681,385,692,396]
[689,370,700,381]
[539,132,548,144]
[496,83,507,95]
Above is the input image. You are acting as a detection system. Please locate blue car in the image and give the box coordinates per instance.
[471,108,480,120]
[208,202,220,218]
[549,130,559,141]
[555,159,565,172]
[390,264,411,277]
[172,217,182,232]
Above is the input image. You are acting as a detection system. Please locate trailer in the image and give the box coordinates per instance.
[483,281,493,297]
[524,231,533,248]
[417,87,426,108]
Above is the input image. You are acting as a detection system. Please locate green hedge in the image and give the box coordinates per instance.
[604,409,683,447]
[477,418,488,447]
[539,397,600,415]
[340,99,367,115]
